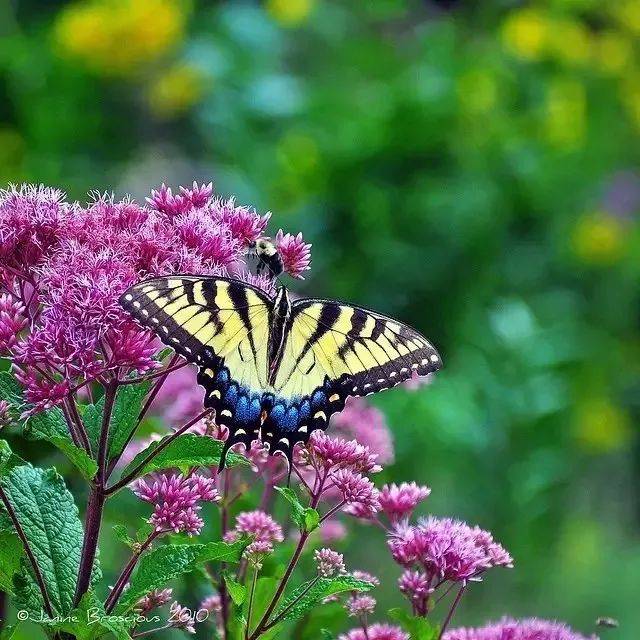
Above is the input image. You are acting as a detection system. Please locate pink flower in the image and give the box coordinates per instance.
[307,431,380,474]
[442,618,598,640]
[339,624,409,640]
[180,182,214,209]
[146,183,190,217]
[244,540,274,567]
[0,400,11,430]
[319,519,348,543]
[14,368,69,413]
[0,295,27,353]
[232,510,284,543]
[352,570,380,586]
[169,601,196,634]
[199,594,222,613]
[314,548,345,577]
[388,517,513,584]
[132,473,220,536]
[135,588,173,614]
[210,197,270,247]
[345,594,376,617]
[398,569,431,615]
[274,229,311,278]
[331,397,394,465]
[379,482,431,522]
[332,469,380,514]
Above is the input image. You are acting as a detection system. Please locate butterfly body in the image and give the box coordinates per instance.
[120,275,442,466]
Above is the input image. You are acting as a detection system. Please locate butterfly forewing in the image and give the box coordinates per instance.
[120,276,273,455]
[261,299,442,457]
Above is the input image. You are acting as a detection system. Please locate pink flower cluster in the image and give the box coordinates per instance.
[132,473,220,536]
[339,624,409,640]
[443,618,598,640]
[389,517,513,614]
[0,182,310,412]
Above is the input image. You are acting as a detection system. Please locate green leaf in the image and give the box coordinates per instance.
[274,486,316,532]
[0,372,97,480]
[0,529,23,594]
[241,576,279,640]
[136,520,155,543]
[117,539,248,612]
[156,347,175,362]
[223,570,247,606]
[118,434,249,484]
[389,608,440,640]
[321,631,335,640]
[0,440,25,476]
[0,464,90,615]
[47,592,133,640]
[83,382,151,459]
[272,575,372,625]
[113,524,135,548]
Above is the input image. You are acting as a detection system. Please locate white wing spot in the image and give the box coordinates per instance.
[412,363,419,369]
[430,354,439,362]
[364,383,372,389]
[133,301,141,308]
[221,409,232,417]
[161,327,169,334]
[279,437,290,445]
[298,425,308,433]
[184,346,192,354]
[124,294,133,301]
[170,337,179,344]
[390,372,397,378]
[421,359,429,365]
[235,428,246,435]
[377,378,385,383]
[314,411,327,421]
[151,317,159,324]
[400,367,408,374]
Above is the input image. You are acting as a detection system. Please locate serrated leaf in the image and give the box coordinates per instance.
[136,520,155,543]
[113,524,135,548]
[274,486,308,531]
[389,608,440,640]
[47,592,133,640]
[303,508,320,532]
[117,434,248,485]
[272,576,372,625]
[0,372,97,480]
[0,529,23,594]
[83,382,151,459]
[0,440,24,476]
[1,464,92,615]
[222,571,247,606]
[117,539,248,612]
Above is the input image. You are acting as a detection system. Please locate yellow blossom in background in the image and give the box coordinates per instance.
[571,212,626,265]
[546,18,591,67]
[53,0,187,76]
[147,64,205,119]
[611,0,640,34]
[544,78,585,149]
[573,397,631,453]
[620,74,640,131]
[501,8,548,60]
[266,0,315,26]
[457,69,498,114]
[592,31,634,76]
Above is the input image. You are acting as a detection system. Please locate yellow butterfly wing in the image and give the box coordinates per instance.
[120,276,272,452]
[261,299,442,456]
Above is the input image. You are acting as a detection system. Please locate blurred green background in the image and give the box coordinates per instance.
[1,0,639,638]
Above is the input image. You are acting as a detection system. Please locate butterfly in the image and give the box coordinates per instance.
[120,276,442,468]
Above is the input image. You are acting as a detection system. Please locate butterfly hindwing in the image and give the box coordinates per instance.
[119,276,272,457]
[263,299,442,458]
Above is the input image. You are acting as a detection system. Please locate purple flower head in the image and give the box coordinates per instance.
[135,588,173,614]
[307,431,381,474]
[345,593,376,617]
[244,540,274,568]
[331,397,394,465]
[0,295,27,353]
[274,229,311,278]
[332,468,380,514]
[0,184,68,271]
[132,473,220,536]
[231,510,284,543]
[180,182,214,209]
[200,594,222,613]
[0,400,11,430]
[320,519,348,543]
[210,197,271,247]
[388,517,513,585]
[398,569,431,615]
[314,548,345,577]
[146,183,191,217]
[379,482,431,522]
[442,618,598,640]
[339,624,409,640]
[352,570,380,586]
[169,601,196,634]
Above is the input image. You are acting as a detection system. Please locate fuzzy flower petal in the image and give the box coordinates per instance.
[442,618,598,640]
